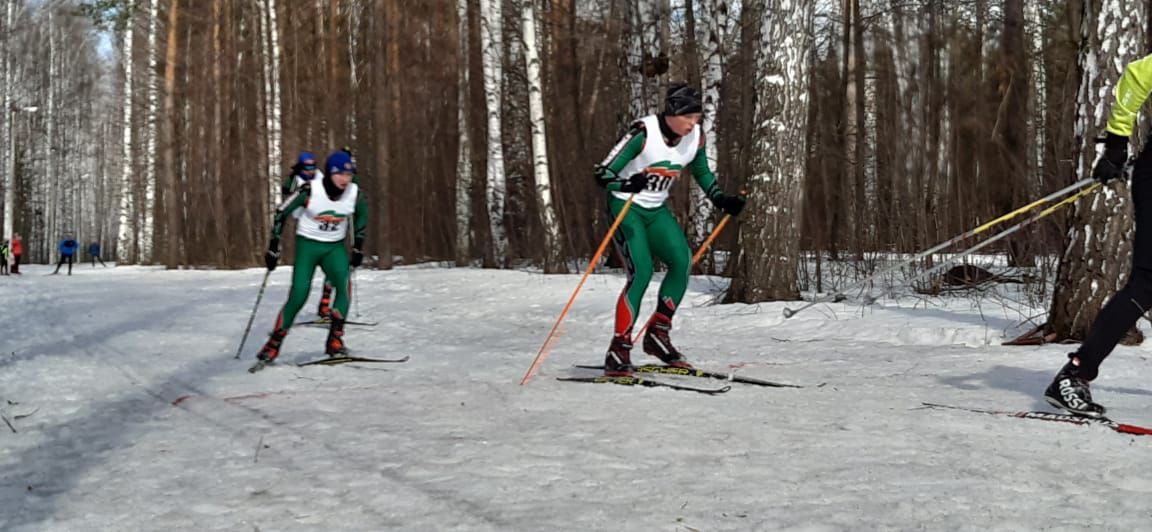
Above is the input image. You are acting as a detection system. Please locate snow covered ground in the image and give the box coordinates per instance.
[3,263,1152,531]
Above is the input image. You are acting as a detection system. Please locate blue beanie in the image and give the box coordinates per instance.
[325,151,356,175]
[297,151,316,166]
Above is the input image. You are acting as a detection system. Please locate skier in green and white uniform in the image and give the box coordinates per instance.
[256,150,368,363]
[594,83,746,376]
[281,149,363,321]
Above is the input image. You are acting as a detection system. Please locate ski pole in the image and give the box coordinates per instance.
[874,181,1101,300]
[631,214,733,343]
[234,270,272,359]
[782,177,1097,318]
[521,196,636,385]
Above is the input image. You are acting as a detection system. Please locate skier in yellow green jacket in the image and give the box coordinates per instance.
[1045,55,1152,417]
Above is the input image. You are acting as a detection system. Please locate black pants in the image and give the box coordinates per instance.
[54,255,74,275]
[1074,145,1152,380]
[0,258,7,275]
[91,254,107,267]
[12,254,20,274]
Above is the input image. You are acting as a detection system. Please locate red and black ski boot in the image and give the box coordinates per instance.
[643,314,692,368]
[256,328,288,363]
[316,283,334,319]
[325,316,349,356]
[603,335,635,376]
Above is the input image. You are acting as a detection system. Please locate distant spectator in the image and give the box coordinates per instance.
[88,241,107,268]
[11,234,22,275]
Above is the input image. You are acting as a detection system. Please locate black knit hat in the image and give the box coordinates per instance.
[665,83,703,116]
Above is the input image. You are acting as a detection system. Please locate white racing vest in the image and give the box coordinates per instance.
[297,182,359,242]
[611,115,701,209]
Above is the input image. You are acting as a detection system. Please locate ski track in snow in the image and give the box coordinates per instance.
[3,264,1152,530]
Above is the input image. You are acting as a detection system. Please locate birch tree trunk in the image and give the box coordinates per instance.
[258,0,282,216]
[726,0,813,302]
[46,11,58,259]
[141,0,160,263]
[455,0,473,265]
[523,0,564,274]
[626,1,646,121]
[1048,0,1145,342]
[690,0,727,265]
[1,0,13,258]
[1025,0,1047,193]
[480,0,508,267]
[116,0,139,264]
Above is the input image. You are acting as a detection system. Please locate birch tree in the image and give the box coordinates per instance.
[257,0,282,215]
[726,0,813,302]
[140,0,159,263]
[626,1,646,121]
[46,10,58,258]
[455,0,473,265]
[689,0,728,261]
[115,0,138,264]
[1025,0,1047,192]
[480,0,508,267]
[522,0,563,273]
[2,0,17,261]
[1047,0,1146,342]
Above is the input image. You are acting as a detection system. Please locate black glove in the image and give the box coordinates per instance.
[265,239,280,271]
[1092,132,1129,183]
[350,248,364,268]
[618,172,649,193]
[711,194,746,216]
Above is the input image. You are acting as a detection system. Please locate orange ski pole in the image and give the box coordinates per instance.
[631,214,732,343]
[520,196,636,385]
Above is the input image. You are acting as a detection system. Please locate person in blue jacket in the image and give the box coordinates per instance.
[53,236,80,275]
[88,241,107,267]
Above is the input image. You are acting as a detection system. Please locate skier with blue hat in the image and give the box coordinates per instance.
[253,149,368,370]
[281,151,323,197]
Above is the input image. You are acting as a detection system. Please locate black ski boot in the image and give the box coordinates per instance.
[1045,357,1106,418]
[643,314,692,368]
[604,335,634,376]
[316,283,334,320]
[256,328,288,363]
[325,316,349,356]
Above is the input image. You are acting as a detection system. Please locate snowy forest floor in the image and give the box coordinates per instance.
[3,264,1152,531]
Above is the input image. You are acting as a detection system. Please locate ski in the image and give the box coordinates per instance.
[297,355,410,367]
[920,402,1152,436]
[557,375,731,395]
[248,360,271,373]
[573,364,802,388]
[295,318,380,327]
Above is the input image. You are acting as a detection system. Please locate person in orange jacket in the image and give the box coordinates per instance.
[10,234,22,275]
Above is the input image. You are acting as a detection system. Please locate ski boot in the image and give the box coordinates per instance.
[325,316,350,356]
[1044,356,1106,418]
[603,335,635,376]
[643,314,692,368]
[250,329,288,372]
[316,283,334,320]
